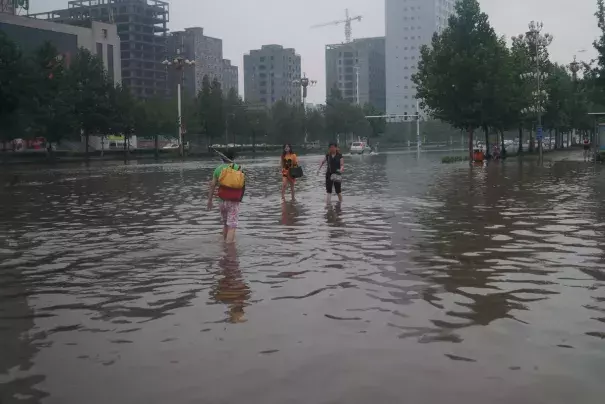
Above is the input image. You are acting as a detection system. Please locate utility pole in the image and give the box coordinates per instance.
[162,48,195,157]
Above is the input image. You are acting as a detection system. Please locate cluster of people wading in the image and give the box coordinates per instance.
[207,143,345,243]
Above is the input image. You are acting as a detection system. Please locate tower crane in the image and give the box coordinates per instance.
[311,9,362,43]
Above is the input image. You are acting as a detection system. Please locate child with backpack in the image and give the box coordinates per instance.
[207,149,245,243]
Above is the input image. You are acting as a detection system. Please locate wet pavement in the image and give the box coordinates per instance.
[1,150,604,404]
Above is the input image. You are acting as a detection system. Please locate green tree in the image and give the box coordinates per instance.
[0,32,26,148]
[108,84,138,157]
[363,103,386,138]
[20,42,76,156]
[198,75,213,144]
[139,96,177,156]
[305,108,326,142]
[271,100,294,143]
[593,0,605,96]
[209,78,225,143]
[67,48,114,158]
[224,87,248,144]
[413,0,502,160]
[509,35,534,152]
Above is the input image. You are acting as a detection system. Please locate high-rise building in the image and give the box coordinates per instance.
[386,0,455,117]
[166,27,238,98]
[30,0,169,99]
[325,37,386,112]
[0,12,121,85]
[222,59,239,95]
[244,45,301,108]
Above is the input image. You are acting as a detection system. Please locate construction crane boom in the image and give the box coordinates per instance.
[311,8,362,43]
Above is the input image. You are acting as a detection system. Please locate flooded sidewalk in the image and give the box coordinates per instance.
[1,151,604,404]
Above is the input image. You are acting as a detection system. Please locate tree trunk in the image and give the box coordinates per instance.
[154,134,159,159]
[484,124,490,159]
[252,130,256,153]
[46,140,54,162]
[500,130,506,159]
[85,132,90,161]
[123,135,128,162]
[529,127,535,153]
[468,128,474,163]
[518,124,523,153]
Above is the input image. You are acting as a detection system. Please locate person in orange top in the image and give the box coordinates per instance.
[281,144,298,200]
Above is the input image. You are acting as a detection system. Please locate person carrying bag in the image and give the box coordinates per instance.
[317,142,344,202]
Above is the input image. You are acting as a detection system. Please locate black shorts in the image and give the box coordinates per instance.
[326,175,342,194]
[584,145,590,150]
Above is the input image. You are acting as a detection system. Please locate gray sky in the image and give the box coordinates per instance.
[30,0,600,103]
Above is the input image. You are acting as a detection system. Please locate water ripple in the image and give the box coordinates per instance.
[1,153,604,403]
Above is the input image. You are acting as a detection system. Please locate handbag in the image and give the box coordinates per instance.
[289,166,304,179]
[327,154,342,182]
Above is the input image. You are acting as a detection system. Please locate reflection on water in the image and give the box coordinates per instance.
[1,151,604,404]
[211,244,250,324]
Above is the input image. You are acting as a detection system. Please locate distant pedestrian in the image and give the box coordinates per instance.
[207,149,245,243]
[583,137,591,162]
[280,144,300,200]
[318,142,344,202]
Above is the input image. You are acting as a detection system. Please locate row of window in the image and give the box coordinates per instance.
[259,56,295,62]
[338,59,359,65]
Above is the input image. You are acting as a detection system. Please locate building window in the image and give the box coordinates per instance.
[102,29,108,39]
[96,42,103,59]
[107,44,114,80]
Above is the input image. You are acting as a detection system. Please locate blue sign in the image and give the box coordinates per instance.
[536,125,543,140]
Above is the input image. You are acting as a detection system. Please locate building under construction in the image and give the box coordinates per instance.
[30,0,169,99]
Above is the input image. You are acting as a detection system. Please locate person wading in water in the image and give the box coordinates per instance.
[583,136,591,162]
[281,144,299,201]
[207,149,245,243]
[318,142,344,202]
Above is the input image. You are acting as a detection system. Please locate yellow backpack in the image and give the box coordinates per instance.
[218,164,245,189]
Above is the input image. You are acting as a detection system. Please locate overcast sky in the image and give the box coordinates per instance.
[30,0,600,103]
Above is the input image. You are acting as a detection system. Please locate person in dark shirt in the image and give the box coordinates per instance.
[317,142,344,202]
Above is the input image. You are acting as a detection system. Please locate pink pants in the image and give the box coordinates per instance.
[220,201,240,228]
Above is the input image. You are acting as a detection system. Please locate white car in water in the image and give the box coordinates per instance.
[350,141,372,155]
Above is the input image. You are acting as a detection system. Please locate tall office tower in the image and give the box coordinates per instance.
[244,45,301,108]
[325,37,386,112]
[386,0,455,117]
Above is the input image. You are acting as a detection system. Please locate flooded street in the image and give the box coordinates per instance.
[1,151,604,404]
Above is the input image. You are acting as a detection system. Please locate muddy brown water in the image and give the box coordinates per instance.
[1,151,604,404]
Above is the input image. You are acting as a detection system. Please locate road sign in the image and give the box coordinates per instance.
[536,125,543,140]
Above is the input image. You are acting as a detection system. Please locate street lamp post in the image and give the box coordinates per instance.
[293,72,317,110]
[162,49,195,157]
[517,21,553,164]
[354,65,361,105]
[293,73,317,143]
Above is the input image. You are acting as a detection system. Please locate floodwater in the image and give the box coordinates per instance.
[1,150,604,404]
